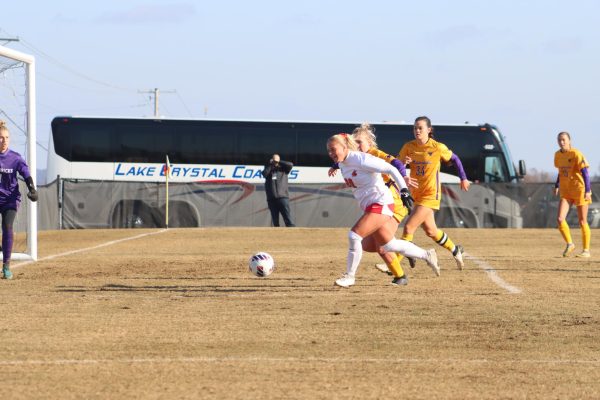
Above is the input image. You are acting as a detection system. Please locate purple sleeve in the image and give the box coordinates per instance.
[581,167,591,193]
[390,158,407,177]
[17,156,31,180]
[450,154,467,181]
[554,175,560,189]
[332,162,339,170]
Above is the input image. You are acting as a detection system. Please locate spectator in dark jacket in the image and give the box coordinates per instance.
[262,154,295,227]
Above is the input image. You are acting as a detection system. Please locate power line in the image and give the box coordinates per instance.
[138,88,175,117]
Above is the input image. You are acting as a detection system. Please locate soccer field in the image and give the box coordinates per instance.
[1,228,599,399]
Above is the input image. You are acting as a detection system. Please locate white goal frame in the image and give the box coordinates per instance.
[0,45,37,261]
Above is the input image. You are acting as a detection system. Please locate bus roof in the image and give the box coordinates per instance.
[53,115,485,128]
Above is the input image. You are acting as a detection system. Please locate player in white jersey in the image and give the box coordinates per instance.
[327,133,440,288]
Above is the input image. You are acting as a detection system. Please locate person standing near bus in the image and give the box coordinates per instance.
[397,116,470,271]
[327,133,439,288]
[262,153,295,227]
[554,131,592,258]
[0,121,38,280]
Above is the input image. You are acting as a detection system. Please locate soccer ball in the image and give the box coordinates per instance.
[249,252,275,277]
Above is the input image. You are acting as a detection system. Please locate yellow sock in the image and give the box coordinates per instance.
[434,230,456,254]
[581,222,591,250]
[387,255,405,278]
[558,220,573,244]
[396,233,414,261]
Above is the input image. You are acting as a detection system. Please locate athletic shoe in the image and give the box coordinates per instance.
[391,275,408,286]
[2,265,12,280]
[562,243,575,257]
[375,263,392,275]
[576,250,591,258]
[425,249,440,277]
[453,245,465,270]
[408,257,417,268]
[335,273,355,288]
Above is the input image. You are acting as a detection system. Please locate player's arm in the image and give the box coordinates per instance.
[582,167,592,201]
[17,159,38,202]
[328,162,340,177]
[441,145,469,191]
[369,148,415,187]
[554,174,560,196]
[361,152,414,192]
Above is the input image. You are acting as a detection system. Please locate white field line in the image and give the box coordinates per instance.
[0,356,597,366]
[464,252,522,294]
[11,229,168,270]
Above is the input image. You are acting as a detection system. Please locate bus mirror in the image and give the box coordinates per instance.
[518,160,527,177]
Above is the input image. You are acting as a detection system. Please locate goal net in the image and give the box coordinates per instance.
[0,45,37,261]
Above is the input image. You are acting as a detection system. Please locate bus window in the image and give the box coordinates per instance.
[484,155,507,183]
[237,124,296,165]
[176,126,237,164]
[70,124,113,162]
[115,123,174,162]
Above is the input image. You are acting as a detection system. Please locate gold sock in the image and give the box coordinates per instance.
[396,233,414,261]
[558,220,573,244]
[434,230,457,254]
[581,222,591,250]
[387,255,405,278]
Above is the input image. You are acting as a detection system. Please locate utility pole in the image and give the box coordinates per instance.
[139,88,175,118]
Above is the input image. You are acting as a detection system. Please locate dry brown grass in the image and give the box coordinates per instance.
[1,228,599,399]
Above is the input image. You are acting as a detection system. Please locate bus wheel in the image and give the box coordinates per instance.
[112,202,155,228]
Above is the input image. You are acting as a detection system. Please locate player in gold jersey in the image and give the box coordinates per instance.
[554,131,592,258]
[397,116,470,271]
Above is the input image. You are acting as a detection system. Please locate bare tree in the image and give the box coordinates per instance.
[523,168,554,183]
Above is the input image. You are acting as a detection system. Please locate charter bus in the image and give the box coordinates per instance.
[48,116,526,228]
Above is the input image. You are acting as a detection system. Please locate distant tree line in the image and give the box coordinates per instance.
[523,163,600,183]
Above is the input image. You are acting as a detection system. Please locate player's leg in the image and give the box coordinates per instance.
[380,215,440,278]
[576,204,591,258]
[1,209,17,279]
[421,211,465,269]
[399,205,429,268]
[335,212,390,288]
[371,220,409,285]
[557,198,574,256]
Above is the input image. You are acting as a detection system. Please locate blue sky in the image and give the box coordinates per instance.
[2,0,600,179]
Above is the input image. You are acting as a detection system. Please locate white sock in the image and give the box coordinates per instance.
[382,238,427,259]
[346,231,363,276]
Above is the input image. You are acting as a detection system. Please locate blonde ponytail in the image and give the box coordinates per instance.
[328,133,358,151]
[352,123,377,149]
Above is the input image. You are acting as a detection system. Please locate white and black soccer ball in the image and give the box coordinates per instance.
[249,252,275,277]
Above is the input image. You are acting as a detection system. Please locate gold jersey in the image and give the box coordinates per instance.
[399,138,453,205]
[554,148,589,196]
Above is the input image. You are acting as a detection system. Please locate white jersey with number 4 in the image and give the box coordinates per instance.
[339,151,408,211]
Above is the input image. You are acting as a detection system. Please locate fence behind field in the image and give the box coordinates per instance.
[28,180,600,230]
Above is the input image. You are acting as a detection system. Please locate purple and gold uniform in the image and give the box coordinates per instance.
[367,148,409,223]
[554,148,591,206]
[399,138,453,210]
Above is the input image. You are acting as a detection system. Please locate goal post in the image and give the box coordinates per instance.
[0,45,37,261]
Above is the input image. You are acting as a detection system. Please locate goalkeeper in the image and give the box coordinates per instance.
[0,121,38,280]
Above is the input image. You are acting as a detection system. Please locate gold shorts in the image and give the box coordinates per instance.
[562,191,592,207]
[389,184,410,223]
[414,197,441,211]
